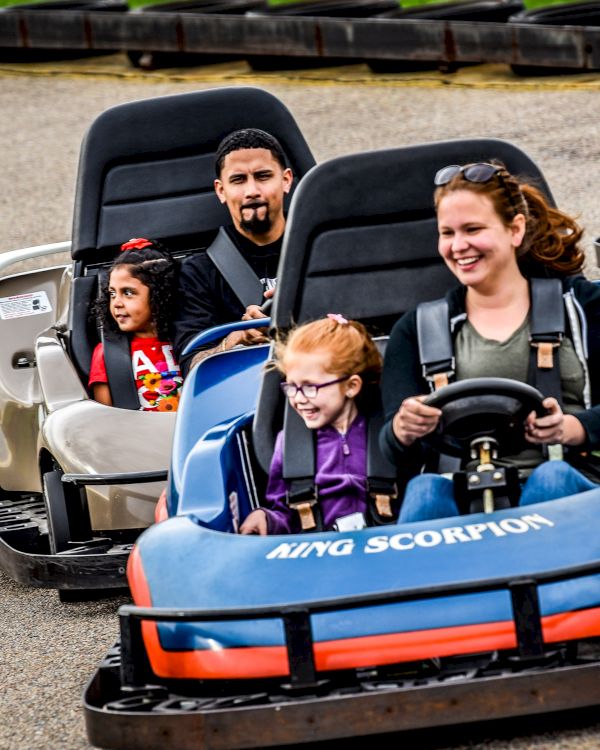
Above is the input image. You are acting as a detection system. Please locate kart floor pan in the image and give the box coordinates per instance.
[0,492,128,589]
[84,650,600,749]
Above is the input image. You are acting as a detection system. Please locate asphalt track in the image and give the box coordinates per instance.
[2,53,600,750]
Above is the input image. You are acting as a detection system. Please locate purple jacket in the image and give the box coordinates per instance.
[264,414,368,534]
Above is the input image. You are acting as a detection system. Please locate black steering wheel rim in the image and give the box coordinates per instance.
[422,377,547,458]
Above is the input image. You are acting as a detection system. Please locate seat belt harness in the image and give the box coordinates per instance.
[206,227,265,309]
[366,411,397,523]
[528,277,565,405]
[416,298,455,391]
[282,404,322,532]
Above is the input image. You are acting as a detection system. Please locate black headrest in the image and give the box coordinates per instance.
[272,137,552,332]
[71,86,316,265]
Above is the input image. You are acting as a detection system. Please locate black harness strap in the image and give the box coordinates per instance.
[416,298,455,391]
[95,263,140,410]
[206,227,265,309]
[102,329,140,410]
[416,280,565,403]
[528,277,565,406]
[282,403,322,533]
[282,404,397,532]
[366,411,398,524]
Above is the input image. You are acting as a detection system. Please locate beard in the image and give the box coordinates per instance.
[239,203,272,235]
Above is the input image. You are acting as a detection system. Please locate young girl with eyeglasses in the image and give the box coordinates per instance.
[89,238,183,412]
[240,314,386,535]
[380,161,600,522]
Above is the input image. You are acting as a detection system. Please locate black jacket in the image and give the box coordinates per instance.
[172,225,282,376]
[380,275,600,468]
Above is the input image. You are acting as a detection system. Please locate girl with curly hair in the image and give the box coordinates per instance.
[89,238,182,412]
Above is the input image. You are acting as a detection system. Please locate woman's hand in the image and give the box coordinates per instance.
[239,509,268,535]
[525,397,586,447]
[393,395,442,447]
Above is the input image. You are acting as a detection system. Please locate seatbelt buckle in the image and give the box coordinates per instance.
[368,480,398,519]
[287,488,318,531]
[422,359,455,391]
[530,337,562,370]
[546,443,564,461]
[333,512,367,532]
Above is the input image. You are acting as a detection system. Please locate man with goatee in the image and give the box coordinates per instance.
[173,129,293,376]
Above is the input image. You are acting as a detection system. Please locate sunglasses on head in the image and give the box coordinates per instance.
[434,162,507,186]
[434,162,522,217]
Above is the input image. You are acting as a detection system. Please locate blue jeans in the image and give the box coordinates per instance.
[398,460,598,523]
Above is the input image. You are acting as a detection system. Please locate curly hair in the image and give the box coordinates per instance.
[215,128,288,177]
[272,316,383,411]
[434,162,584,277]
[93,240,178,341]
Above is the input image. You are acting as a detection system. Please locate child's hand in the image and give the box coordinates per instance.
[393,395,442,447]
[239,509,268,535]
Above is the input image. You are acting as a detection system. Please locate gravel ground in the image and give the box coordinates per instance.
[2,58,600,750]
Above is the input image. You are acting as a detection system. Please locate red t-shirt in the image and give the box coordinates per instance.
[89,336,183,412]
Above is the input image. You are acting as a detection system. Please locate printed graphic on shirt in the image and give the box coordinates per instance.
[261,277,277,292]
[134,342,182,412]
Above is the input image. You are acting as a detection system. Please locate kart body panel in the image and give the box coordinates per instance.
[169,342,270,518]
[0,259,67,494]
[41,401,175,530]
[131,488,600,679]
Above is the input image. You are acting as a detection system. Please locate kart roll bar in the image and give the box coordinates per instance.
[0,241,71,276]
[119,556,600,690]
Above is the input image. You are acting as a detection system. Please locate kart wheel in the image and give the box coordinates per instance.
[423,377,546,457]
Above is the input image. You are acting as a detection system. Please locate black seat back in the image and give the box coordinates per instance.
[252,138,553,472]
[67,87,316,387]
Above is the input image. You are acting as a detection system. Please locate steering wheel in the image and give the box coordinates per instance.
[423,377,547,458]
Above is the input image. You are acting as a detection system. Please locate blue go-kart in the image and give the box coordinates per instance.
[84,137,600,748]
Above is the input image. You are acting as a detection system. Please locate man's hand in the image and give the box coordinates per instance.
[227,328,269,347]
[188,327,263,369]
[239,509,268,535]
[393,395,442,447]
[242,305,267,321]
[237,288,274,345]
[242,287,275,322]
[190,289,275,370]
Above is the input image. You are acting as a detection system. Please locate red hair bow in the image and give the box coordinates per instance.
[121,238,153,252]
